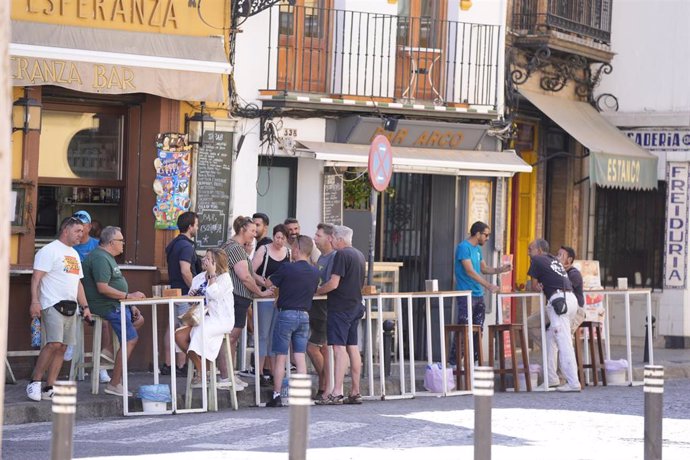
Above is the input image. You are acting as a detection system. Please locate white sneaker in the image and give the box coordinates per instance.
[218,376,245,391]
[41,386,54,400]
[26,381,42,401]
[63,345,74,361]
[233,373,250,387]
[104,383,133,397]
[99,369,111,383]
[556,383,581,392]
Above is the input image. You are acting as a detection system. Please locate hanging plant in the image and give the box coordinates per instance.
[342,168,396,210]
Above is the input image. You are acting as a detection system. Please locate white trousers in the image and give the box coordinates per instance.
[546,291,580,387]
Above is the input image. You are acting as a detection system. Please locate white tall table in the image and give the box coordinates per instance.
[119,296,206,416]
[585,288,654,385]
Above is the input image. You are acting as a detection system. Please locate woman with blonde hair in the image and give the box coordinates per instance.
[222,216,273,385]
[175,248,235,382]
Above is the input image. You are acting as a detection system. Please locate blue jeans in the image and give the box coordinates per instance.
[103,307,138,343]
[257,299,278,358]
[450,296,485,364]
[271,310,310,355]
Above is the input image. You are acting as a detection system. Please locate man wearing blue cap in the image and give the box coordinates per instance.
[71,209,110,383]
[73,210,100,261]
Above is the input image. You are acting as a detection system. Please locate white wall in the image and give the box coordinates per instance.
[597,0,690,114]
[596,1,690,340]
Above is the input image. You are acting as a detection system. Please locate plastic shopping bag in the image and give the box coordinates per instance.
[423,362,456,392]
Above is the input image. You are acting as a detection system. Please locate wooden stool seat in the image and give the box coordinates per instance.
[488,323,532,392]
[185,333,239,411]
[444,324,483,391]
[575,321,607,387]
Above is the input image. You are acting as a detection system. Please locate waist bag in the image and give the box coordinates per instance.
[53,300,78,316]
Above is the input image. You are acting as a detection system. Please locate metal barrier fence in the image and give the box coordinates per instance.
[249,290,474,404]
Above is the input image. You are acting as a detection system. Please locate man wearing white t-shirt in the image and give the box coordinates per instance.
[27,217,93,401]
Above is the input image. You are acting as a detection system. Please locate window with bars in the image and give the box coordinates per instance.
[593,183,666,289]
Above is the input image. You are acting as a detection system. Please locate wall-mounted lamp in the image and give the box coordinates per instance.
[383,117,398,132]
[185,101,216,148]
[460,0,473,11]
[12,91,42,134]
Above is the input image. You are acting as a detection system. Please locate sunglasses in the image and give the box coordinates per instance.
[72,212,89,223]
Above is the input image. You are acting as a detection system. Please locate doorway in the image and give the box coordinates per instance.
[277,0,332,93]
[395,0,448,103]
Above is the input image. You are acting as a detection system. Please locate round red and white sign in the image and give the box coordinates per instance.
[368,135,393,192]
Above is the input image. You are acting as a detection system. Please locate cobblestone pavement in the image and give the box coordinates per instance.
[3,379,690,459]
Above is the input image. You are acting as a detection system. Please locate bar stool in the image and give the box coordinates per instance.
[69,314,117,394]
[185,333,239,411]
[574,321,607,386]
[488,324,532,392]
[444,324,483,390]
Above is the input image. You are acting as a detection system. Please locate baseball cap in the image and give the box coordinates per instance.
[73,210,92,224]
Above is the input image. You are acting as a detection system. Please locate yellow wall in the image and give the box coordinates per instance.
[11,0,230,36]
[514,152,538,287]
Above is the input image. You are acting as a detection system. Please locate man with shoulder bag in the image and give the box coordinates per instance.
[27,216,93,401]
[527,238,581,393]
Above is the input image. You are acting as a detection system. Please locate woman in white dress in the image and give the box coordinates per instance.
[175,248,235,381]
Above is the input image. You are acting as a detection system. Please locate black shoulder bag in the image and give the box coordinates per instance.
[551,270,568,316]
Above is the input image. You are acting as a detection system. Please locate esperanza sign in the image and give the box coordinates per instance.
[624,129,690,152]
[665,163,689,289]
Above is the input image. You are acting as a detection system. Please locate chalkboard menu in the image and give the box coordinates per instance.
[196,131,233,249]
[322,171,343,226]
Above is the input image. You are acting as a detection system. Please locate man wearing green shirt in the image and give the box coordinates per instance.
[83,226,145,397]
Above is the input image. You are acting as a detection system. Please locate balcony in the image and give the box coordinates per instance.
[510,0,613,61]
[261,4,501,115]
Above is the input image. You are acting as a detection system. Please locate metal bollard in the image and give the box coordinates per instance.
[383,320,395,377]
[643,316,656,363]
[473,366,494,460]
[644,365,664,460]
[288,374,312,460]
[50,381,77,460]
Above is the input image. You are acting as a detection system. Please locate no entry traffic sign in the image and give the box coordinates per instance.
[368,135,393,192]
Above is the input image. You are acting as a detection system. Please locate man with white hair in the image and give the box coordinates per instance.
[315,225,365,405]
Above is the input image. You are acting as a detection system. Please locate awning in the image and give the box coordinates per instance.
[519,89,658,190]
[295,141,532,177]
[10,21,231,102]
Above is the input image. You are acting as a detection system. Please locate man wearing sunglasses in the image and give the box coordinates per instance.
[452,221,512,363]
[27,216,92,402]
[72,210,99,262]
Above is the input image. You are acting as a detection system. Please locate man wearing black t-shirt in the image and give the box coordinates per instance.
[315,225,365,405]
[162,211,199,376]
[253,213,272,249]
[527,238,581,392]
[557,246,586,333]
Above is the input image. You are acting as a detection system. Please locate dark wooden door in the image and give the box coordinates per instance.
[277,0,332,93]
[394,0,447,104]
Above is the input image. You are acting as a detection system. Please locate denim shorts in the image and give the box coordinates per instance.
[103,307,138,343]
[271,310,310,355]
[327,308,364,346]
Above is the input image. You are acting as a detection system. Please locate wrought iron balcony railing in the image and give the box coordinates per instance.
[512,0,612,44]
[264,5,501,108]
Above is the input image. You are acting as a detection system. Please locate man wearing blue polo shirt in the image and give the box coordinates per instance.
[453,221,511,361]
[264,235,320,407]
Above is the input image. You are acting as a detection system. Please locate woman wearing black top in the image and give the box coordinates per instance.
[251,224,291,384]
